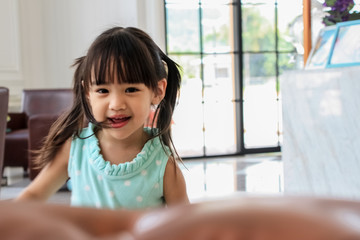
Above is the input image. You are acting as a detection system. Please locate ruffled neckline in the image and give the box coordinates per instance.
[83,123,161,178]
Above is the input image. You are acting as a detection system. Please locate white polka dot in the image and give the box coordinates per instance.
[109,191,115,198]
[141,170,147,176]
[75,170,81,176]
[124,180,131,186]
[96,202,101,208]
[136,196,143,202]
[154,183,159,189]
[89,158,94,164]
[97,175,103,181]
[82,145,86,150]
[84,185,90,191]
[156,160,162,166]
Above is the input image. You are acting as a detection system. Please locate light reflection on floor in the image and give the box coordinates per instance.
[1,153,283,203]
[181,153,283,201]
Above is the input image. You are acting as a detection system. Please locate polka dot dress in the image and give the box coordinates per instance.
[68,123,170,209]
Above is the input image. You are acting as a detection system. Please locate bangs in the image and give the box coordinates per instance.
[82,29,158,90]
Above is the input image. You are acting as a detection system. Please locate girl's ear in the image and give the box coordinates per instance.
[152,78,167,105]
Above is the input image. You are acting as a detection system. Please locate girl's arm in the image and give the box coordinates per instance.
[163,158,190,206]
[15,139,71,202]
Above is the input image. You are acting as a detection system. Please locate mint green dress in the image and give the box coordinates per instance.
[68,123,169,209]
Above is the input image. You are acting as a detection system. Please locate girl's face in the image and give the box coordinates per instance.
[87,80,166,143]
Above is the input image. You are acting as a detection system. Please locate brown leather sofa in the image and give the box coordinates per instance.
[1,196,360,239]
[28,113,61,180]
[0,87,9,187]
[3,89,73,180]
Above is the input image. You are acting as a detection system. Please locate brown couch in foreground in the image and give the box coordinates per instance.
[1,196,360,239]
[4,89,73,180]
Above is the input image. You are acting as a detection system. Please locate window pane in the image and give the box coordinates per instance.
[243,53,279,148]
[242,3,276,52]
[203,54,237,155]
[201,0,237,4]
[166,3,200,53]
[277,0,303,52]
[202,4,234,53]
[278,52,298,75]
[278,93,283,146]
[170,54,204,157]
[241,0,275,3]
[165,0,199,4]
[243,53,277,79]
[243,92,280,148]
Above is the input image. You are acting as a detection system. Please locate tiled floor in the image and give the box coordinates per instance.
[0,153,283,204]
[183,153,283,202]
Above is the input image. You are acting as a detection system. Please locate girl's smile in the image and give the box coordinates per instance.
[107,115,131,128]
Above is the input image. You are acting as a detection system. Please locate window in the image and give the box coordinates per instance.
[165,0,303,157]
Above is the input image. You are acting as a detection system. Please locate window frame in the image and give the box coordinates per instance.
[163,0,301,159]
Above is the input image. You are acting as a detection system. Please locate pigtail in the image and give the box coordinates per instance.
[162,54,181,115]
[154,52,182,161]
[34,57,87,168]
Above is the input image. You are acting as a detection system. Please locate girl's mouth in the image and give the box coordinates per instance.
[108,116,131,128]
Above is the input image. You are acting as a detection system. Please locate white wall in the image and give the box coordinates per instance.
[0,0,165,111]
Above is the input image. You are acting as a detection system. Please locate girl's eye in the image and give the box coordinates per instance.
[96,88,109,94]
[125,87,139,93]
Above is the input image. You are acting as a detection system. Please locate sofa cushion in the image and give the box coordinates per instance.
[4,129,28,168]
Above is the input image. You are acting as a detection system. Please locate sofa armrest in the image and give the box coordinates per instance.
[28,113,60,180]
[7,112,27,132]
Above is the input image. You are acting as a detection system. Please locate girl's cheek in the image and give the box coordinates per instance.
[90,105,106,121]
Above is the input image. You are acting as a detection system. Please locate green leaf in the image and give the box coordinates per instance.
[323,18,336,26]
[325,0,337,7]
[349,12,360,21]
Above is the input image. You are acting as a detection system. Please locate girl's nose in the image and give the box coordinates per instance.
[109,95,126,111]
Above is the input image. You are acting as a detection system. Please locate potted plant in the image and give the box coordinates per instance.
[322,0,360,26]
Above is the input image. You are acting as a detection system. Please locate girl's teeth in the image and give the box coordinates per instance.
[111,117,129,123]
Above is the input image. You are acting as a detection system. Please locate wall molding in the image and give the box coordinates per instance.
[0,0,22,81]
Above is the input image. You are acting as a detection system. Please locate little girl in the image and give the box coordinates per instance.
[16,26,189,209]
